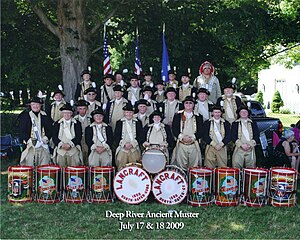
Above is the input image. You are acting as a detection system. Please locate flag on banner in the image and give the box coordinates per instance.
[103,32,112,75]
[134,30,143,77]
[161,31,171,82]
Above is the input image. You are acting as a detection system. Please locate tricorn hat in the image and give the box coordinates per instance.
[60,103,74,112]
[91,107,105,117]
[75,99,90,107]
[84,87,97,95]
[29,96,44,104]
[197,88,210,95]
[122,102,135,112]
[81,70,91,77]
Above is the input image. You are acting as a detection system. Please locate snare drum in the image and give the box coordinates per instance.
[90,166,114,203]
[142,147,166,174]
[269,167,297,207]
[242,168,268,207]
[215,167,240,206]
[8,166,34,203]
[64,166,88,203]
[152,165,188,205]
[188,167,214,206]
[114,164,151,204]
[36,165,61,204]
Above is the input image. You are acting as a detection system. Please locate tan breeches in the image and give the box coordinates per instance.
[56,149,82,167]
[204,145,227,168]
[20,147,51,166]
[172,143,202,171]
[81,138,89,166]
[115,148,141,171]
[88,150,112,167]
[232,147,256,169]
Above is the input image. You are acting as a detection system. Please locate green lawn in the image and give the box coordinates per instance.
[1,157,300,239]
[267,112,300,128]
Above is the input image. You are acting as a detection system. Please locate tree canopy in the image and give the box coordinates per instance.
[1,0,299,101]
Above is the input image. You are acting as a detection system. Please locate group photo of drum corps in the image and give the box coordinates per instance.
[12,61,299,207]
[19,61,300,172]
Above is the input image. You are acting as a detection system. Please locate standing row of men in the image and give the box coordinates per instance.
[19,60,259,172]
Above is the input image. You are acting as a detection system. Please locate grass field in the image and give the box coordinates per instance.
[267,112,300,128]
[1,157,300,239]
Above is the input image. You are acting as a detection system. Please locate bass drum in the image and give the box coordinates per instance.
[142,147,166,174]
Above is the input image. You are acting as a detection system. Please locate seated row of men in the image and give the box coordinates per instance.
[20,94,259,171]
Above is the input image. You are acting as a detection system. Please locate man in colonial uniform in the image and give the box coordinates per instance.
[166,70,179,89]
[194,88,214,122]
[20,97,52,166]
[153,80,165,103]
[105,85,128,132]
[100,74,115,110]
[141,86,157,115]
[84,87,102,116]
[171,96,203,170]
[202,106,231,168]
[114,71,126,88]
[75,70,97,101]
[232,106,260,169]
[216,83,243,124]
[74,99,91,165]
[142,72,155,89]
[52,103,83,167]
[193,61,221,104]
[178,72,197,102]
[159,87,183,128]
[114,103,143,170]
[85,108,113,166]
[134,99,151,127]
[143,110,174,162]
[47,86,66,122]
[125,74,141,106]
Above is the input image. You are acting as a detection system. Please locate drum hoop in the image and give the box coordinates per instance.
[37,164,61,173]
[243,168,268,175]
[270,167,297,175]
[65,166,88,173]
[113,166,151,204]
[90,166,114,173]
[8,166,34,172]
[189,167,214,175]
[215,167,240,174]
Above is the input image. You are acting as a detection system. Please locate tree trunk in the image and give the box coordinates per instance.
[57,0,88,101]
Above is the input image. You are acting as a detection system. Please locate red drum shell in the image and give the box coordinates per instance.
[8,166,34,203]
[215,167,240,206]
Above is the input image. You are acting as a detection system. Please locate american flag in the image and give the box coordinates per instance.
[134,33,142,77]
[103,32,112,75]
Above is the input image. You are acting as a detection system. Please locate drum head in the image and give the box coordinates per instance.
[142,149,166,174]
[114,166,151,204]
[152,170,188,205]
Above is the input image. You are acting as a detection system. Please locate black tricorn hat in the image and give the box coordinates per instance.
[182,96,196,104]
[197,88,210,95]
[135,99,151,107]
[29,96,44,104]
[236,105,251,116]
[113,85,125,92]
[103,74,115,81]
[84,87,97,95]
[144,71,152,76]
[211,105,224,113]
[142,86,154,93]
[91,107,105,117]
[122,102,135,111]
[223,82,236,90]
[129,74,140,80]
[149,110,164,120]
[81,70,91,77]
[168,70,176,75]
[75,99,90,107]
[155,80,165,86]
[60,103,74,112]
[180,72,191,78]
[164,87,177,95]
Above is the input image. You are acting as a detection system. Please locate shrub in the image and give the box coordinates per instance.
[255,90,264,105]
[279,108,291,114]
[271,90,284,113]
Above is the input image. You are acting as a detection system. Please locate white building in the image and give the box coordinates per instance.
[258,64,300,114]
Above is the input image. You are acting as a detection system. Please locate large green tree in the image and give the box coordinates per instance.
[2,0,299,101]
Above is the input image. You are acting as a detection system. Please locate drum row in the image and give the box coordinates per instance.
[7,165,298,207]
